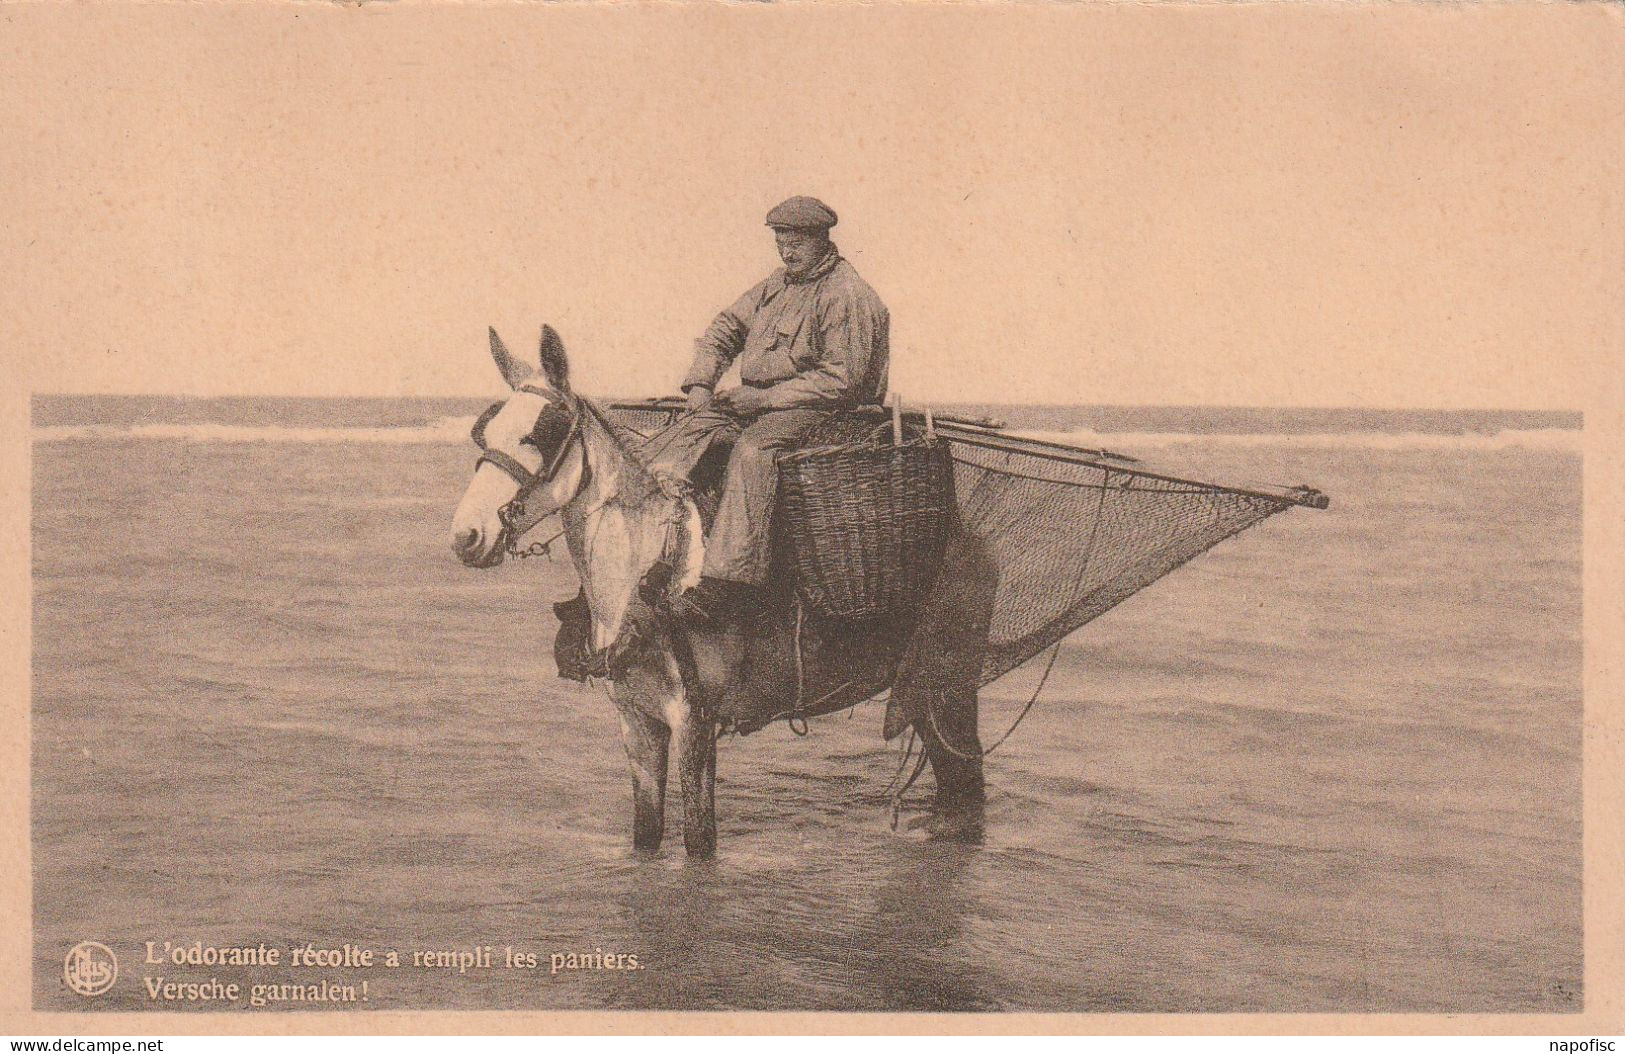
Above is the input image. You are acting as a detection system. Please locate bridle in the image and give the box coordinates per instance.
[470,386,591,559]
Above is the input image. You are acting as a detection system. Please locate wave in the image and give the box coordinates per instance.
[32,418,1579,452]
[1019,428,1582,452]
[32,415,480,445]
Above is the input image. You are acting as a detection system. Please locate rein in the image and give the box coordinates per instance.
[471,389,668,564]
[471,388,593,560]
[473,388,585,494]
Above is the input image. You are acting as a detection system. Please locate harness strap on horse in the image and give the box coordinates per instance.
[471,393,593,562]
[635,559,714,725]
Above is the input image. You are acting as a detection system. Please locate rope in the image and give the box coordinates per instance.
[882,728,917,797]
[788,597,809,736]
[725,674,890,739]
[505,399,711,561]
[887,729,932,830]
[912,469,1111,761]
[548,405,1081,767]
[621,399,722,465]
[925,639,1064,762]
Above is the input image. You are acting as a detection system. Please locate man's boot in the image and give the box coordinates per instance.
[669,576,763,627]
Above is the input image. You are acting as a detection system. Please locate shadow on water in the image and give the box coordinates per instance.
[856,841,1000,1011]
[606,839,998,1011]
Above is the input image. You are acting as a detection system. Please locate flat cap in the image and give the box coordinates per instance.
[765,196,838,231]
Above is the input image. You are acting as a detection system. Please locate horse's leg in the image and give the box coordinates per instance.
[915,688,986,841]
[674,716,718,858]
[618,709,670,852]
[898,522,998,841]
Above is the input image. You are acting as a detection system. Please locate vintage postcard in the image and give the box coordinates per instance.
[2,0,1621,1038]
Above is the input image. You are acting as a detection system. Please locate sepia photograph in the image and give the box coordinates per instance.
[5,0,1621,1037]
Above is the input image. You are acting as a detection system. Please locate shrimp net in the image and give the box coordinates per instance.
[941,438,1313,685]
[607,403,1324,688]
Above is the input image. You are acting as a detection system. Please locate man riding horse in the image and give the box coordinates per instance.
[648,195,891,626]
[452,199,986,852]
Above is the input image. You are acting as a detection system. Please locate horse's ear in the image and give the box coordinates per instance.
[538,324,571,393]
[489,326,535,390]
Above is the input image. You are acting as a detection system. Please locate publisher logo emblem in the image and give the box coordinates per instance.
[64,941,117,996]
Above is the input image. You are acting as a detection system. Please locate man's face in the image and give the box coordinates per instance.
[774,227,829,275]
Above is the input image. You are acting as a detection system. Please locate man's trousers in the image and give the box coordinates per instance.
[642,406,832,587]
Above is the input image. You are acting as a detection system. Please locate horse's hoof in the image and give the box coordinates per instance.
[918,807,985,844]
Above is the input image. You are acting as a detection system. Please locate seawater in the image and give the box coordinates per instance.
[31,398,1582,1012]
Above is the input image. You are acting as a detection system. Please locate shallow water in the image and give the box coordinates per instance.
[32,413,1581,1012]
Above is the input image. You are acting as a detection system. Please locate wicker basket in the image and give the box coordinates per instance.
[776,432,955,620]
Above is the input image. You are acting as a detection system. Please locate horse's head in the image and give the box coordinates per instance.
[450,325,588,568]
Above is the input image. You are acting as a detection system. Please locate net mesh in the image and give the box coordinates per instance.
[606,404,1301,688]
[946,441,1290,685]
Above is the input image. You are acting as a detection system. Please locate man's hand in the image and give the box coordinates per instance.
[684,386,713,412]
[710,386,770,416]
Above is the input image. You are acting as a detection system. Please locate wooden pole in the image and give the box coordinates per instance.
[600,397,1328,509]
[940,428,1331,509]
[605,397,1007,432]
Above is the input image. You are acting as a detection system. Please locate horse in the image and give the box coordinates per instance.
[450,325,988,857]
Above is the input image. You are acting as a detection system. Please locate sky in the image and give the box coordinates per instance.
[3,4,1621,409]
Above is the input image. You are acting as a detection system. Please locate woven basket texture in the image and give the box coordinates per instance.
[777,426,955,620]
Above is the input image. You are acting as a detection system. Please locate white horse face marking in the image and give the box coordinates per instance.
[450,325,582,568]
[451,391,547,567]
[450,389,588,568]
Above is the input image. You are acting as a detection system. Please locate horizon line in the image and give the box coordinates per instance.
[24,393,1586,418]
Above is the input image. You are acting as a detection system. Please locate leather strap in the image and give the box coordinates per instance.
[475,395,586,492]
[475,448,538,489]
